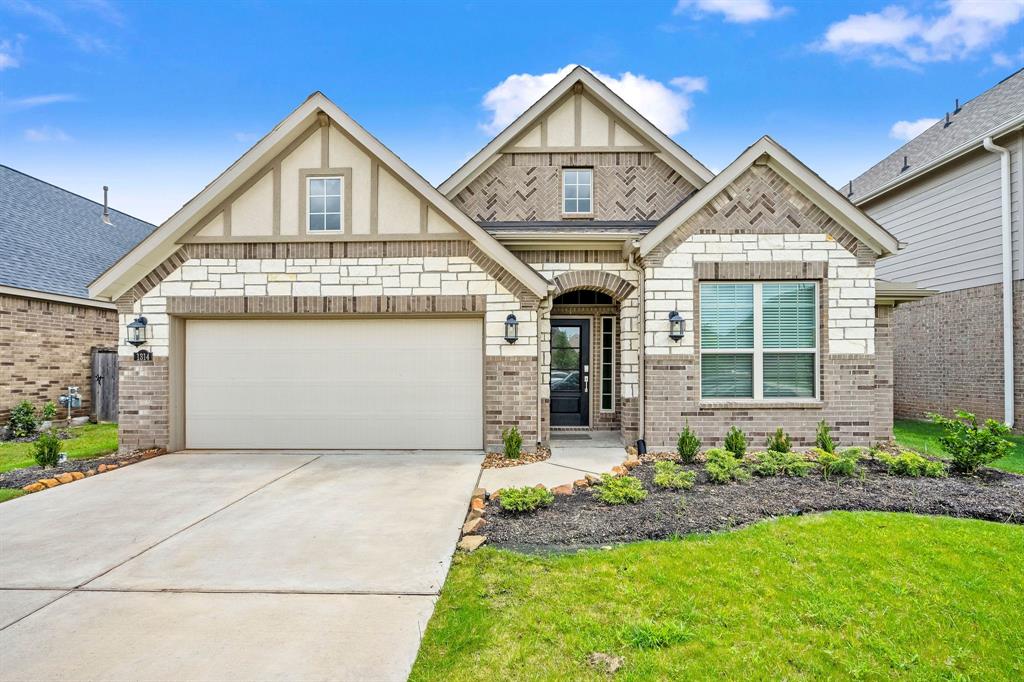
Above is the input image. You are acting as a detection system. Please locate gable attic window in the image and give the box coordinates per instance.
[562,168,592,215]
[308,177,343,231]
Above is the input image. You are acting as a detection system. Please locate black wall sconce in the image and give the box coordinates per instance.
[668,311,685,341]
[126,316,148,347]
[504,314,519,344]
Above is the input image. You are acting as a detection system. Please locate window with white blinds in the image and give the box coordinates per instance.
[700,282,818,400]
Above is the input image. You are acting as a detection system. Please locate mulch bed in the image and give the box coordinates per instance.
[481,446,551,469]
[484,458,1024,551]
[0,450,161,489]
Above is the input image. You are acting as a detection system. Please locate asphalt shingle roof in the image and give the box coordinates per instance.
[851,69,1024,201]
[0,165,157,300]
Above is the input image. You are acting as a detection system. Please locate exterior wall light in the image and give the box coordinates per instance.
[126,316,148,347]
[668,311,685,341]
[504,314,519,344]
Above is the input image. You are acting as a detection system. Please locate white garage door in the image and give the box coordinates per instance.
[185,318,482,450]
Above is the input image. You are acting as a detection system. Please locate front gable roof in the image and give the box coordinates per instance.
[638,136,901,260]
[438,66,714,199]
[90,93,550,301]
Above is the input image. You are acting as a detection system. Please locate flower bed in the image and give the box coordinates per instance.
[480,446,551,469]
[0,448,165,493]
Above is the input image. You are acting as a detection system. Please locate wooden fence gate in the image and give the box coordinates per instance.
[91,348,119,422]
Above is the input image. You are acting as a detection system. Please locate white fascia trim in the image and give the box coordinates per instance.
[437,66,714,198]
[854,114,1024,206]
[639,136,900,259]
[0,284,117,310]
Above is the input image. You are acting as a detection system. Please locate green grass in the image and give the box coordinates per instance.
[894,418,1024,474]
[412,512,1024,681]
[0,423,118,473]
[0,488,25,503]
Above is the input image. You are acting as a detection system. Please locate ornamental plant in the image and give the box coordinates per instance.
[676,423,701,463]
[33,432,62,468]
[929,411,1012,474]
[498,486,554,513]
[724,426,747,458]
[815,420,835,454]
[502,426,523,460]
[766,427,792,453]
[652,461,696,490]
[704,448,749,484]
[747,450,814,478]
[816,448,862,481]
[6,400,37,439]
[596,474,648,505]
[877,451,946,478]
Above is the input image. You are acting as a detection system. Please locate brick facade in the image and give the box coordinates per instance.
[117,357,168,452]
[0,293,117,421]
[485,356,539,448]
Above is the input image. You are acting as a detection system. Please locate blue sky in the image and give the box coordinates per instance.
[2,0,1022,224]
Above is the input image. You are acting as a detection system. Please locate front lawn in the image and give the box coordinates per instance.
[412,512,1024,680]
[0,423,119,473]
[895,418,1024,474]
[0,488,25,503]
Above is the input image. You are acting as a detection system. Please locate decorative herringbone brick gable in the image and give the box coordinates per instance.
[646,164,875,266]
[455,153,695,222]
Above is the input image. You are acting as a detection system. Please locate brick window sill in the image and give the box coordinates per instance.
[698,399,823,410]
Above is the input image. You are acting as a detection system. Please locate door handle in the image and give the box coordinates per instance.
[583,364,589,393]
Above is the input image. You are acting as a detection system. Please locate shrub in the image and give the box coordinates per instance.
[877,450,947,478]
[929,411,1012,474]
[765,427,792,453]
[676,423,701,463]
[704,448,749,484]
[815,420,835,454]
[596,474,648,505]
[724,426,747,458]
[498,486,554,513]
[652,461,696,490]
[33,432,62,468]
[502,426,523,460]
[7,400,37,439]
[41,401,57,421]
[816,448,861,481]
[747,450,814,478]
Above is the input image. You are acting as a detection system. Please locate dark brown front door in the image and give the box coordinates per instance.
[550,318,590,426]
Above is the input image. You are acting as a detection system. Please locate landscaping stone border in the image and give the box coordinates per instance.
[8,448,166,494]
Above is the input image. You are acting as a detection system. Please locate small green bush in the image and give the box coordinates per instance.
[596,474,648,505]
[652,461,696,490]
[704,448,749,484]
[747,450,814,478]
[7,400,37,439]
[878,450,947,478]
[498,486,554,513]
[41,401,57,421]
[502,426,523,460]
[33,432,62,467]
[724,426,747,458]
[929,410,1012,474]
[815,420,835,454]
[816,448,862,480]
[676,423,701,463]
[765,427,792,453]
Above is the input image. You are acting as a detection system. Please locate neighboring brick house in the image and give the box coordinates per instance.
[89,67,913,453]
[0,166,156,422]
[850,69,1024,430]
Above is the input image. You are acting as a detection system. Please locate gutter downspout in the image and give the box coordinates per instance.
[627,245,645,443]
[537,293,553,446]
[983,137,1015,428]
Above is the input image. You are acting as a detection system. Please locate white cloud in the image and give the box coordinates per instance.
[3,93,78,111]
[889,118,940,141]
[819,0,1024,67]
[480,65,707,136]
[992,47,1024,68]
[24,126,71,142]
[0,36,24,70]
[674,0,791,24]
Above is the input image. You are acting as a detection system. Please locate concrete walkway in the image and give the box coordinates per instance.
[0,450,482,681]
[479,432,626,492]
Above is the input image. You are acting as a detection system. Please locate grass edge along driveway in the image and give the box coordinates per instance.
[411,512,1024,681]
[0,423,119,503]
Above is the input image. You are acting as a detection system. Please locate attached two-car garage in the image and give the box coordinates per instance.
[184,318,483,450]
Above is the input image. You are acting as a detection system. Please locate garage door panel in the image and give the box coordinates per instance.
[185,319,482,450]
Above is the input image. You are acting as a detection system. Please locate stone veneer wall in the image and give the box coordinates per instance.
[891,282,1024,430]
[0,294,117,421]
[455,153,696,222]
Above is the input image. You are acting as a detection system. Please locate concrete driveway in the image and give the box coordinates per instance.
[0,451,482,681]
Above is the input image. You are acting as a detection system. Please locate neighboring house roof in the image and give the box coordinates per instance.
[0,165,156,302]
[438,66,714,199]
[851,69,1024,204]
[639,136,901,259]
[90,92,551,301]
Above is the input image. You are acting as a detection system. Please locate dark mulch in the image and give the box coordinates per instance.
[481,446,551,469]
[0,450,159,489]
[484,458,1024,551]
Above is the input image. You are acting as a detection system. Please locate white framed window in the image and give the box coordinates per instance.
[699,281,818,400]
[600,316,615,411]
[562,168,592,214]
[307,176,343,231]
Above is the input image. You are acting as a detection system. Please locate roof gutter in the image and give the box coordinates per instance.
[983,136,1015,428]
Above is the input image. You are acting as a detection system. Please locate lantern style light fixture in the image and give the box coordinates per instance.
[126,316,148,347]
[504,314,519,344]
[668,311,685,341]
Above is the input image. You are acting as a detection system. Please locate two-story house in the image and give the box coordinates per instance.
[89,67,908,453]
